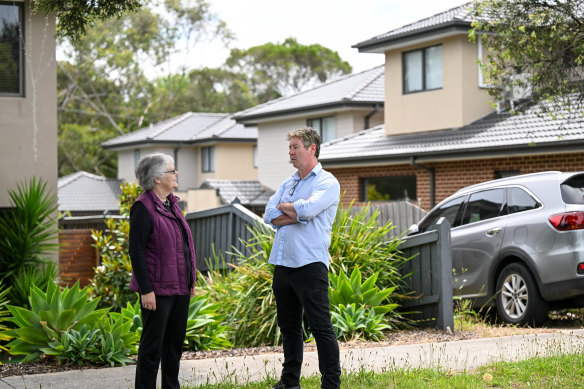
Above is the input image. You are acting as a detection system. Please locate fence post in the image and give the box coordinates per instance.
[436,217,454,331]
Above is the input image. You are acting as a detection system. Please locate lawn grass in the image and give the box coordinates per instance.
[185,352,584,388]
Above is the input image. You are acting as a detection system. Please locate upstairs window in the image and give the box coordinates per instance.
[403,45,442,94]
[0,2,24,96]
[202,146,214,173]
[307,116,335,143]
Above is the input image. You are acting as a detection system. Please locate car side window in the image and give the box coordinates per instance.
[419,196,465,233]
[461,189,504,225]
[507,187,541,214]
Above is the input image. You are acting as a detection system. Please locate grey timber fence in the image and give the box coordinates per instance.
[397,218,454,330]
[351,201,427,238]
[185,202,267,272]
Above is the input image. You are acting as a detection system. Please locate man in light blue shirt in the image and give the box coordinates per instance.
[264,127,341,389]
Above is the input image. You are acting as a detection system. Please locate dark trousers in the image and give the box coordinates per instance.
[135,294,190,389]
[273,262,341,389]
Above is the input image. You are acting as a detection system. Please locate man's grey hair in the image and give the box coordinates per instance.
[286,127,321,159]
[135,153,174,190]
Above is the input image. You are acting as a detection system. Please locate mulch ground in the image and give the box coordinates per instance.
[1,323,576,379]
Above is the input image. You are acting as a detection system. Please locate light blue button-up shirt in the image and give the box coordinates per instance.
[264,163,340,269]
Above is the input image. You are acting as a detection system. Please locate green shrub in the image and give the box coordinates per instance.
[329,201,408,291]
[0,281,12,353]
[0,178,58,284]
[3,281,109,363]
[89,181,142,312]
[90,217,136,311]
[184,294,232,351]
[42,325,101,365]
[8,261,59,310]
[198,222,279,348]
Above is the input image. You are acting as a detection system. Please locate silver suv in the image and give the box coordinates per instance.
[408,171,584,326]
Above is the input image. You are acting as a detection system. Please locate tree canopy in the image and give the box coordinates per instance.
[470,0,584,108]
[33,0,143,41]
[225,37,352,100]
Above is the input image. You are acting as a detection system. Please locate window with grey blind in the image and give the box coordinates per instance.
[0,2,24,96]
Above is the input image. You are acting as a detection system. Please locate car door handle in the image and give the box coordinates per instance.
[486,228,502,236]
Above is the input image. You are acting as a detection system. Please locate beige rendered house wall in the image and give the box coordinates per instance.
[214,143,257,182]
[0,3,57,207]
[385,34,493,135]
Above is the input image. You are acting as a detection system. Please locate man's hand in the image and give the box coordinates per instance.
[277,202,297,219]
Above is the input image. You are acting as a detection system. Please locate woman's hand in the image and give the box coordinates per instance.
[142,291,156,311]
[190,286,196,298]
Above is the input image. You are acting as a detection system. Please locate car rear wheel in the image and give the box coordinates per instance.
[495,263,548,326]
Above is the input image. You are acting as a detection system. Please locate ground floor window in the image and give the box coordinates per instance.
[361,175,416,202]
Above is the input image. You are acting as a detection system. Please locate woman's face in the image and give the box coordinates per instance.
[157,161,179,193]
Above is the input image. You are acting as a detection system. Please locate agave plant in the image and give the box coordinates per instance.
[184,294,232,351]
[3,281,109,362]
[0,177,58,284]
[330,303,390,342]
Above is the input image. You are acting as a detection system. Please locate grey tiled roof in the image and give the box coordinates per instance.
[320,98,584,163]
[58,172,122,213]
[233,66,385,122]
[102,113,257,149]
[353,2,473,50]
[200,179,275,206]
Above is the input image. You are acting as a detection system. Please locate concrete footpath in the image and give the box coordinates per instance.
[2,329,584,389]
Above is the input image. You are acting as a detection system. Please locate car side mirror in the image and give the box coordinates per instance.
[406,224,419,235]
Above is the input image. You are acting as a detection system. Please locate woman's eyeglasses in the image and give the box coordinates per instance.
[165,169,178,175]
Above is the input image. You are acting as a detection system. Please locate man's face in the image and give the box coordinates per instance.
[288,137,313,170]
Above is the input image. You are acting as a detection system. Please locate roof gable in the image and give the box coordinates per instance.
[233,65,385,123]
[200,179,274,206]
[354,2,473,52]
[58,171,122,212]
[102,112,257,149]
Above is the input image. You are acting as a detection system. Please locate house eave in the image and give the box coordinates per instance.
[320,142,584,168]
[353,22,471,53]
[102,137,256,151]
[233,101,383,125]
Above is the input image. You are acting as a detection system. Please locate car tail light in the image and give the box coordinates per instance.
[549,212,584,231]
[578,263,584,275]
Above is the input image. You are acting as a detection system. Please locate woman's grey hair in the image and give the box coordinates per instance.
[135,153,174,190]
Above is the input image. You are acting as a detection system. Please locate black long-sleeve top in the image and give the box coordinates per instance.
[129,202,192,295]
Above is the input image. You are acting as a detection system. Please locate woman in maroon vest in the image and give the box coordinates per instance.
[129,152,196,389]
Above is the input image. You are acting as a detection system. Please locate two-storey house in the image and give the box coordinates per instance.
[102,112,269,212]
[318,3,584,211]
[0,1,57,208]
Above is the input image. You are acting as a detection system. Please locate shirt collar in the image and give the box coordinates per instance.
[293,162,322,180]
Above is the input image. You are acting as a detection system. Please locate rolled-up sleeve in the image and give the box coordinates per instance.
[264,184,285,228]
[294,176,340,221]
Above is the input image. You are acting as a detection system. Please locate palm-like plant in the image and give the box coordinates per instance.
[0,177,58,283]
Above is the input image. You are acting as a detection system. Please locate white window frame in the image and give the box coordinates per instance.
[307,116,335,143]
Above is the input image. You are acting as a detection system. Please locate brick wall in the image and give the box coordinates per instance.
[328,152,584,211]
[59,229,98,287]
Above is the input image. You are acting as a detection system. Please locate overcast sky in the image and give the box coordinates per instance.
[192,0,470,73]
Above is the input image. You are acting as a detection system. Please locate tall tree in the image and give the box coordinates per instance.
[225,37,352,100]
[470,0,584,110]
[57,0,232,176]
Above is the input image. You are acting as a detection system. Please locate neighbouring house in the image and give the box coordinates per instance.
[314,2,584,212]
[0,1,57,209]
[58,171,122,216]
[199,179,274,216]
[102,112,261,212]
[233,65,385,190]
